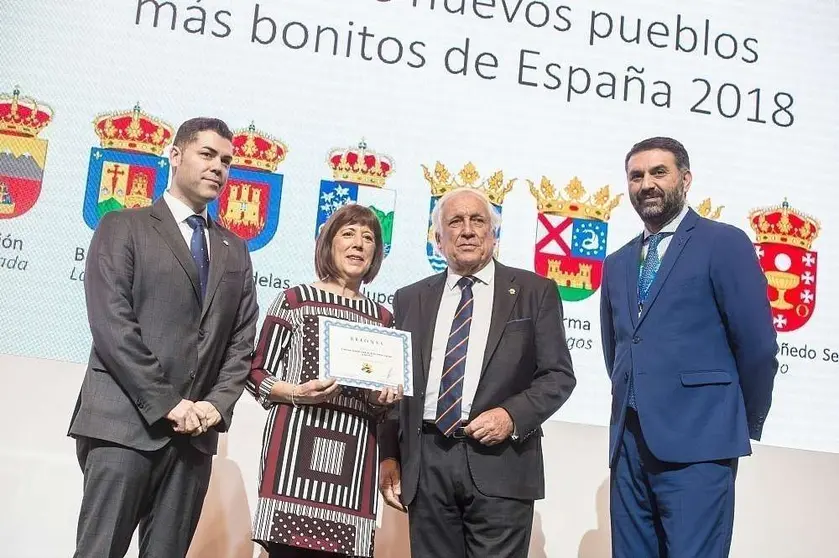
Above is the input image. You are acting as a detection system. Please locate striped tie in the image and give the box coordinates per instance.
[436,276,476,436]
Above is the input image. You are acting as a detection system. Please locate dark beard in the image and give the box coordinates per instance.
[631,182,686,230]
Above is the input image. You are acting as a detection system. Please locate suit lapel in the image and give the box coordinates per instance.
[201,222,229,320]
[418,272,447,389]
[635,209,699,329]
[625,234,643,329]
[480,262,519,375]
[150,199,201,303]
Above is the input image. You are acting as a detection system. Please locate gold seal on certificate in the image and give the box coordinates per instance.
[318,316,414,396]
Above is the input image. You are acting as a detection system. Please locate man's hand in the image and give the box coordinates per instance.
[166,399,204,434]
[369,385,404,407]
[464,407,514,446]
[192,401,221,435]
[378,458,405,512]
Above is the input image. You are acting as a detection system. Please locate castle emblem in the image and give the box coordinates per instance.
[82,104,173,229]
[529,176,622,301]
[0,86,53,219]
[208,122,286,251]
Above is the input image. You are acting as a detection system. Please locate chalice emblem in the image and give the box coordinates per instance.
[764,251,799,310]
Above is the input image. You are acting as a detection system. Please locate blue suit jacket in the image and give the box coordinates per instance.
[600,208,778,465]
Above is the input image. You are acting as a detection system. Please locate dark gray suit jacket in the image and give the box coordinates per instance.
[379,261,576,503]
[68,198,258,455]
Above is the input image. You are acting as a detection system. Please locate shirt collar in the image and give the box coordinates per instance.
[164,190,208,225]
[446,258,495,290]
[643,203,689,241]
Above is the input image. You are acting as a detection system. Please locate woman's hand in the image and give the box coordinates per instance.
[293,378,342,405]
[273,379,341,406]
[368,385,404,407]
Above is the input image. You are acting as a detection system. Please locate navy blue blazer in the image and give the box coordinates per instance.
[600,208,778,465]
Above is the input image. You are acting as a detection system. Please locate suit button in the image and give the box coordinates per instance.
[189,370,196,379]
[632,336,641,344]
[417,427,421,436]
[136,400,145,409]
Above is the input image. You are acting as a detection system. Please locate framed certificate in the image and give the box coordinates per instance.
[318,316,414,396]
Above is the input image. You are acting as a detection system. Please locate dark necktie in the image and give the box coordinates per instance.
[435,276,476,436]
[186,215,209,300]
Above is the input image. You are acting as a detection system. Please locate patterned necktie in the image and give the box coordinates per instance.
[637,232,672,309]
[186,215,209,301]
[435,276,476,436]
[628,231,671,409]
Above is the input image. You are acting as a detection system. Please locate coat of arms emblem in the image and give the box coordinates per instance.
[0,86,53,219]
[208,122,286,251]
[749,199,820,332]
[422,161,514,272]
[315,140,396,256]
[529,176,622,301]
[82,104,173,229]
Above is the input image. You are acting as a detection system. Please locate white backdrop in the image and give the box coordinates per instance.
[1,0,838,457]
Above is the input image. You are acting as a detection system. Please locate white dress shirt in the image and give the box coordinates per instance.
[641,203,690,260]
[423,259,495,421]
[163,191,211,259]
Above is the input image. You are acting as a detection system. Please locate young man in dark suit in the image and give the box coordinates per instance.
[69,117,258,557]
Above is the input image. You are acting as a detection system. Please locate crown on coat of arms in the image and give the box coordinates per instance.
[528,176,622,221]
[694,198,724,220]
[93,103,174,156]
[233,122,287,172]
[327,139,393,187]
[422,161,515,206]
[749,198,820,250]
[0,86,53,137]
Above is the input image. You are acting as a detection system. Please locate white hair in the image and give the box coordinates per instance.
[431,188,502,237]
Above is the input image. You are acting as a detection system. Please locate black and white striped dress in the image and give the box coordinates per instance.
[246,285,392,557]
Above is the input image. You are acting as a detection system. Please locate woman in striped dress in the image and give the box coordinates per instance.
[246,204,402,558]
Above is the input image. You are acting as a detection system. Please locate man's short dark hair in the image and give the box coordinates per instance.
[625,137,690,171]
[315,203,385,285]
[172,117,233,148]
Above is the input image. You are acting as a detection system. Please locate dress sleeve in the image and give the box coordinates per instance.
[246,290,295,409]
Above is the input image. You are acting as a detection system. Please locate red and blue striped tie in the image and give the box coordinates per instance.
[435,276,476,436]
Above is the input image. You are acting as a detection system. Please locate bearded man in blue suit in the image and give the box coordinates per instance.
[600,136,779,557]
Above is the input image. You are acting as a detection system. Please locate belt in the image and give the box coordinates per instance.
[422,420,469,439]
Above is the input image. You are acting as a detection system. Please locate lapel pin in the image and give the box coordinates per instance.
[222,239,229,246]
[509,288,516,295]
